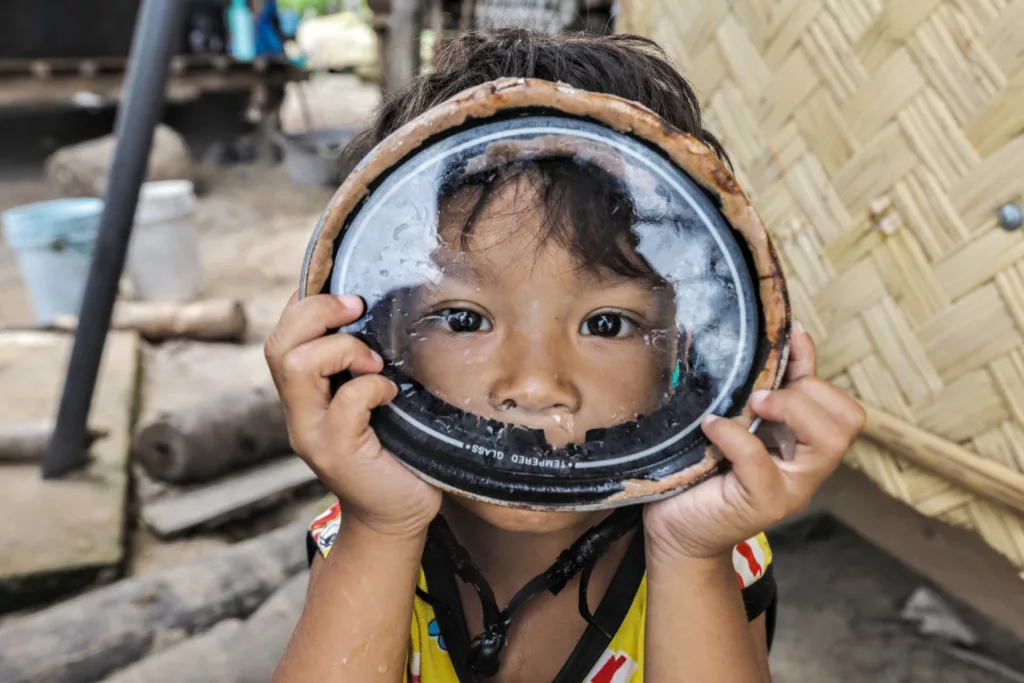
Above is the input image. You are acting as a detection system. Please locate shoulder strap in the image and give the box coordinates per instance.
[421,534,480,683]
[552,529,645,683]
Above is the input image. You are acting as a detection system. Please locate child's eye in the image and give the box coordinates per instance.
[580,312,636,338]
[433,308,492,333]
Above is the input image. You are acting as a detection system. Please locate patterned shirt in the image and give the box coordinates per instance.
[308,502,776,683]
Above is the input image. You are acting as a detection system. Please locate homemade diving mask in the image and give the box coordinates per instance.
[300,78,790,510]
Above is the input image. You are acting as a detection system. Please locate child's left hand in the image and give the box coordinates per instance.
[643,321,866,561]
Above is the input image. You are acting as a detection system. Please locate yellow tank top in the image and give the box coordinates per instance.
[309,503,775,683]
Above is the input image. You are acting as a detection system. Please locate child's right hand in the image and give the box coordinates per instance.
[265,292,442,539]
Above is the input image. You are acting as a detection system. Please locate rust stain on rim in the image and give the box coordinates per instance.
[302,77,791,507]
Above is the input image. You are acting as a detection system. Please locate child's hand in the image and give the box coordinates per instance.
[265,292,442,538]
[643,322,865,561]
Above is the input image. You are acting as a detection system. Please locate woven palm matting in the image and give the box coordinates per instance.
[619,0,1024,574]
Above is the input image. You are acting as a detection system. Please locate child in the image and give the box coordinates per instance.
[266,29,865,683]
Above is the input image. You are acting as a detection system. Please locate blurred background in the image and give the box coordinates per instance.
[1,2,1023,682]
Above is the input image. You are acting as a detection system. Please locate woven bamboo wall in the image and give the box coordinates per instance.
[617,0,1024,574]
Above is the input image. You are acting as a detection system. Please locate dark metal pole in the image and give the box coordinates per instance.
[43,0,189,478]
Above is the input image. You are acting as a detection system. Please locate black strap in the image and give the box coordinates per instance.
[552,528,646,683]
[420,507,641,679]
[421,537,481,683]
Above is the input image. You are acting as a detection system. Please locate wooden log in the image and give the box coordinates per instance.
[54,299,248,342]
[142,457,318,538]
[100,571,309,683]
[44,124,194,198]
[132,385,290,484]
[0,420,107,463]
[0,522,308,683]
[861,405,1024,516]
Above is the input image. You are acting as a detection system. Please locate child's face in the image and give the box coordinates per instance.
[396,177,678,449]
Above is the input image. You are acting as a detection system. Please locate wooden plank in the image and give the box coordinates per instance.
[816,465,1024,642]
[0,331,138,611]
[142,457,318,537]
[0,54,293,75]
[0,69,303,108]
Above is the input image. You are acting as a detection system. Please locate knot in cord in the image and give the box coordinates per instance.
[467,623,508,678]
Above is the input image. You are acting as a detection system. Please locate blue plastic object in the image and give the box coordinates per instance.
[227,0,256,62]
[277,8,301,37]
[1,198,104,325]
[256,0,287,57]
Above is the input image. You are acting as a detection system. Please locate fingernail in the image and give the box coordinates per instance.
[702,414,721,426]
[370,350,383,365]
[750,390,771,406]
[793,319,805,336]
[338,294,363,310]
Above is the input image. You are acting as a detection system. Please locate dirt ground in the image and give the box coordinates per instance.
[1,75,1023,682]
[769,518,1024,682]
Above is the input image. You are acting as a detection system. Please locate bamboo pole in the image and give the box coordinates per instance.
[861,405,1024,517]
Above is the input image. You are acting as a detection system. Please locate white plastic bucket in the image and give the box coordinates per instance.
[126,180,203,302]
[1,197,103,326]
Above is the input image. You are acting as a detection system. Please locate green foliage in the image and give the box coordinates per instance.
[278,0,368,15]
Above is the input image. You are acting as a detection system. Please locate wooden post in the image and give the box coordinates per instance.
[368,0,422,94]
[388,0,422,89]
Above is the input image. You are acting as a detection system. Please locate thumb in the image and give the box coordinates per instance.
[786,320,817,381]
[701,415,783,501]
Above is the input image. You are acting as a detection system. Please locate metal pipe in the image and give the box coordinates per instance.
[43,0,188,478]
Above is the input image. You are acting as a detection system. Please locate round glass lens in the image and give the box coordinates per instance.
[326,116,760,507]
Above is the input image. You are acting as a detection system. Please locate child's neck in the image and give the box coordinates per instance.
[438,498,622,605]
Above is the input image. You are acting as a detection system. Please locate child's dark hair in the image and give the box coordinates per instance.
[340,29,726,178]
[342,29,726,281]
[438,158,657,281]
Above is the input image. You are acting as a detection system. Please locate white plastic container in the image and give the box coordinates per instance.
[1,198,103,325]
[126,180,203,302]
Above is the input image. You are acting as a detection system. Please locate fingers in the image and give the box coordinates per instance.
[784,376,867,435]
[702,415,784,502]
[748,388,858,498]
[324,374,399,445]
[265,294,365,367]
[749,389,849,459]
[785,320,817,381]
[273,333,384,439]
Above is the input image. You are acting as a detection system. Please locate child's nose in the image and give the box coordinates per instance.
[487,338,581,415]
